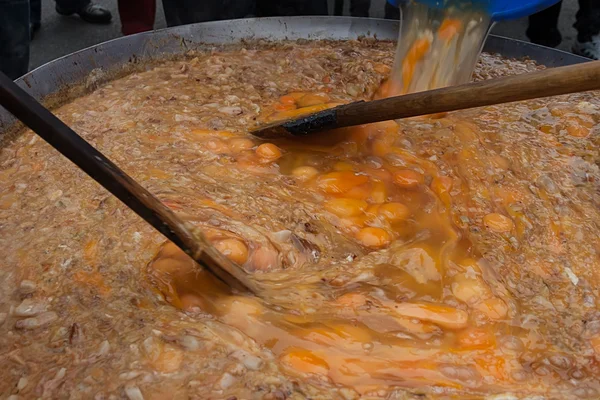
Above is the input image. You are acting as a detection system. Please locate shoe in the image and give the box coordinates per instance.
[573,35,600,60]
[56,2,112,24]
[30,22,41,40]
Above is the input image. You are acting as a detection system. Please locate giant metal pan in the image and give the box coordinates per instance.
[0,16,588,139]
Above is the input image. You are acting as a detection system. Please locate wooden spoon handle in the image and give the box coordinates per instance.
[252,61,600,138]
[337,60,600,127]
[0,72,256,294]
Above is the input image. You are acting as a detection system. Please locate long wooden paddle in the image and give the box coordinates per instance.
[251,61,600,138]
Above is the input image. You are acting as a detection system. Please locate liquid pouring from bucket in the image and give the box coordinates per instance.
[379,0,564,99]
[387,0,562,21]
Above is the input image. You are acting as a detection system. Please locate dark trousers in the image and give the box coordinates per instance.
[528,0,600,46]
[384,1,400,19]
[573,0,600,42]
[256,0,327,16]
[335,0,400,18]
[0,0,30,79]
[0,0,93,80]
[162,0,328,27]
[349,0,370,17]
[31,0,40,25]
[162,0,254,26]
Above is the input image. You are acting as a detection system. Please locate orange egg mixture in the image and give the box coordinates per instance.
[1,40,599,399]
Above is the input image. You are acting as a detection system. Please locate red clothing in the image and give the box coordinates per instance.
[118,0,156,36]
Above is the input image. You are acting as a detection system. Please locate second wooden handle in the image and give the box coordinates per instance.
[337,61,600,126]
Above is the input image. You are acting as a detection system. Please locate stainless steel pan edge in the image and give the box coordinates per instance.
[0,16,588,139]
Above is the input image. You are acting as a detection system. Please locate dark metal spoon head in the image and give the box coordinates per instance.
[250,106,341,139]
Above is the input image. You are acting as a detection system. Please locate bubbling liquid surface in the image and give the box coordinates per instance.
[1,39,599,400]
[148,89,600,396]
[147,7,525,393]
[148,116,495,393]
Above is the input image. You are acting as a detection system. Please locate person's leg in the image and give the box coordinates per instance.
[161,0,181,26]
[334,0,343,16]
[350,0,370,17]
[574,0,600,42]
[0,0,30,80]
[29,0,41,39]
[572,0,600,59]
[256,0,328,16]
[526,1,562,48]
[55,0,112,24]
[30,0,41,30]
[118,0,156,35]
[384,1,400,19]
[162,0,254,27]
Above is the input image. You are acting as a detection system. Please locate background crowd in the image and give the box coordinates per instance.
[1,0,599,80]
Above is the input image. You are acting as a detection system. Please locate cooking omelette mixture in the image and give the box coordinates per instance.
[1,20,600,400]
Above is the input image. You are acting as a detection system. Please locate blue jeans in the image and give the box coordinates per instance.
[0,0,30,79]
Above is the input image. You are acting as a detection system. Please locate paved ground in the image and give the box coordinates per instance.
[30,0,579,70]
